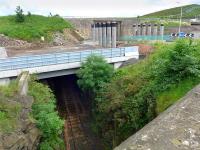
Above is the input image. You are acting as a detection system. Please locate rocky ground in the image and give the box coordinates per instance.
[0,95,41,150]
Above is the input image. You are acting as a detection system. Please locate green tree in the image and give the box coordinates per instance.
[15,6,25,23]
[77,55,114,94]
[27,11,31,17]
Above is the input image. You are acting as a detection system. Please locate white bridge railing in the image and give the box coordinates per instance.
[0,47,138,72]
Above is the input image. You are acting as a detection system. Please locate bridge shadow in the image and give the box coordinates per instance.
[41,74,104,150]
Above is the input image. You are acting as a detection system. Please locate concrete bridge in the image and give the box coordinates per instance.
[0,46,139,84]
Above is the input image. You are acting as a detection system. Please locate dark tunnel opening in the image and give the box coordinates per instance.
[40,74,103,150]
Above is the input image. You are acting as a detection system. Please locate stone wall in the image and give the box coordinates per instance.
[114,85,200,150]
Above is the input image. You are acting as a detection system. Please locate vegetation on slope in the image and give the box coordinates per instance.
[28,77,64,150]
[142,4,200,19]
[0,81,21,133]
[0,14,72,41]
[77,39,200,149]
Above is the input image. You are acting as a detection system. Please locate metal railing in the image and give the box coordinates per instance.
[120,35,172,41]
[0,47,129,72]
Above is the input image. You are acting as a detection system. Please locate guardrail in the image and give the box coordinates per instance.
[0,47,133,72]
[121,35,172,41]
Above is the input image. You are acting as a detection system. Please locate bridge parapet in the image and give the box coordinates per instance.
[114,85,200,150]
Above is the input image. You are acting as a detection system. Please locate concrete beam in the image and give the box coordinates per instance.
[102,22,107,48]
[98,23,103,46]
[18,72,29,96]
[95,23,99,41]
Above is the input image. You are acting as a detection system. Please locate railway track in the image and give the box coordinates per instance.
[62,84,94,150]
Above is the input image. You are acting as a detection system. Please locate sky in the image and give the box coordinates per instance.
[0,0,200,17]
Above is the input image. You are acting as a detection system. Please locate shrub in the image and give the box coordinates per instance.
[93,39,200,149]
[29,78,64,150]
[77,55,114,94]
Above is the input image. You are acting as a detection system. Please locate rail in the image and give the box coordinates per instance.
[0,47,136,72]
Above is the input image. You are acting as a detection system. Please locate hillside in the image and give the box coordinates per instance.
[92,39,200,149]
[142,4,200,19]
[0,15,72,41]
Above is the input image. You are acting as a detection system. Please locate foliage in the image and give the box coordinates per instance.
[29,78,64,150]
[77,55,114,94]
[27,11,31,17]
[92,39,200,149]
[15,6,25,23]
[0,14,72,41]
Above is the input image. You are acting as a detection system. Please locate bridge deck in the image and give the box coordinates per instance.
[0,47,138,72]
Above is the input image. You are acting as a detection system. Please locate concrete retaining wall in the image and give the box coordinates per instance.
[114,84,200,150]
[18,72,29,96]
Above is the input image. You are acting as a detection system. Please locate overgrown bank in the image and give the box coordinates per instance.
[0,77,64,150]
[28,77,64,150]
[77,39,200,149]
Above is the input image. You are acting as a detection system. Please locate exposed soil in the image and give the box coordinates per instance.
[0,28,100,57]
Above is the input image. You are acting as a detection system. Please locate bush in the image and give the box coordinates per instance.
[77,55,114,94]
[29,78,64,150]
[15,6,25,23]
[93,39,200,149]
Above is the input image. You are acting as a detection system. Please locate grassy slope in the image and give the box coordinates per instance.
[156,77,200,113]
[142,4,200,19]
[0,15,72,41]
[120,40,200,114]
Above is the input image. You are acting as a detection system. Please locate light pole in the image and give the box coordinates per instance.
[177,2,183,33]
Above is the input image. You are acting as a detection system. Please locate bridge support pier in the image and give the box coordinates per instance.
[133,24,137,36]
[153,24,158,36]
[142,24,146,36]
[147,24,152,36]
[160,24,164,40]
[106,22,112,48]
[112,22,117,48]
[95,23,99,41]
[98,23,103,46]
[114,62,123,69]
[102,22,107,48]
[0,78,10,85]
[137,24,141,36]
[91,24,96,41]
